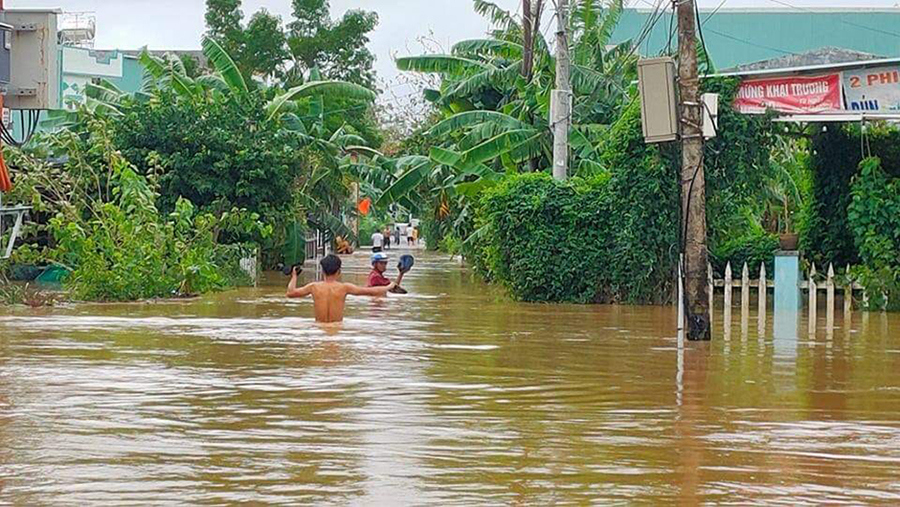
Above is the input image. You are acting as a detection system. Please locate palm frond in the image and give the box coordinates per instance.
[195,74,232,94]
[266,80,375,121]
[344,163,395,189]
[376,156,433,207]
[459,121,506,151]
[139,50,197,99]
[441,61,521,101]
[571,64,629,96]
[201,36,249,98]
[280,113,309,134]
[474,0,521,30]
[452,38,523,59]
[84,79,124,104]
[396,55,491,76]
[460,129,541,165]
[596,0,624,47]
[428,111,533,137]
[345,146,385,159]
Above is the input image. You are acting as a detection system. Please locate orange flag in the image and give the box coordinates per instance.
[357,197,371,216]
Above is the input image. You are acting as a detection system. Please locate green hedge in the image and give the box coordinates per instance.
[476,173,610,303]
[847,157,900,310]
[709,229,779,278]
[474,100,680,304]
[804,123,900,267]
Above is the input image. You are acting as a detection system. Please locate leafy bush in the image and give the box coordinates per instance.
[5,117,267,302]
[476,173,608,303]
[847,157,900,311]
[598,101,680,303]
[113,90,305,217]
[475,161,678,305]
[804,122,900,267]
[709,229,779,278]
[50,166,228,301]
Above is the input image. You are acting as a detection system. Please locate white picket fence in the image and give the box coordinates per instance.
[709,261,868,335]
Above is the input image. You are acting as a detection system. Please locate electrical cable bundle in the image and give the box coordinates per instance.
[0,108,41,147]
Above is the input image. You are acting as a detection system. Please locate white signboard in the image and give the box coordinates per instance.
[843,65,900,112]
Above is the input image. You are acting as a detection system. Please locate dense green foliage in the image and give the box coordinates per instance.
[205,0,245,60]
[709,229,779,278]
[701,78,777,245]
[476,173,612,303]
[286,0,379,88]
[203,0,381,146]
[4,119,266,302]
[804,123,900,267]
[205,0,378,88]
[3,35,378,300]
[113,90,303,216]
[52,175,227,301]
[472,101,679,304]
[847,157,900,310]
[370,0,788,305]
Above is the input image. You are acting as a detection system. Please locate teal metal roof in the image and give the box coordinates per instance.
[610,8,900,70]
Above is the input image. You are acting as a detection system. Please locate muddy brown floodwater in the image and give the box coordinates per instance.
[1,250,899,504]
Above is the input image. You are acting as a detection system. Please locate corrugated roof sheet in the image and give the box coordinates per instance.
[611,8,900,70]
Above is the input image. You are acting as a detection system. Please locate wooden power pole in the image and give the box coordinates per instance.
[677,0,711,340]
[551,0,570,180]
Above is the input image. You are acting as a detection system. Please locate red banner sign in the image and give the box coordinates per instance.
[734,74,843,114]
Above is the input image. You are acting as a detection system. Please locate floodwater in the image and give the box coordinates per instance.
[1,250,899,505]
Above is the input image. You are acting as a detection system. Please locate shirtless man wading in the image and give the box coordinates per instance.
[286,254,395,323]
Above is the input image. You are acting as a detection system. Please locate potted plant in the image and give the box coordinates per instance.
[764,139,806,251]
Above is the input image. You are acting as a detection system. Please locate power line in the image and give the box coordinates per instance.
[704,27,794,56]
[767,0,900,40]
[694,0,713,72]
[702,0,729,25]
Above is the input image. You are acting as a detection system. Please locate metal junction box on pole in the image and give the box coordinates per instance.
[0,23,12,90]
[1,9,60,110]
[637,57,679,144]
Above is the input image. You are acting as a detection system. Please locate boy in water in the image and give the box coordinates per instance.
[287,254,395,323]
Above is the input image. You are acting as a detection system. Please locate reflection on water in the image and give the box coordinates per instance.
[1,250,899,504]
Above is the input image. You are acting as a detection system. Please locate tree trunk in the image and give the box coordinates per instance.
[522,0,534,81]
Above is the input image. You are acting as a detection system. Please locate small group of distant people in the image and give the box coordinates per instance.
[286,252,410,323]
[371,224,419,253]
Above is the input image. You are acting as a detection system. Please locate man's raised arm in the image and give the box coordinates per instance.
[286,268,314,298]
[346,282,395,297]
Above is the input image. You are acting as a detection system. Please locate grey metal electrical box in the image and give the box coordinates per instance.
[1,9,60,110]
[0,23,12,89]
[637,57,679,144]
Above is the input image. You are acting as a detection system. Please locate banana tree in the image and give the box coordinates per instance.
[395,0,632,176]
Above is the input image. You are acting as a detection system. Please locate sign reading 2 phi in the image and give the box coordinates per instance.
[843,66,900,112]
[734,74,843,114]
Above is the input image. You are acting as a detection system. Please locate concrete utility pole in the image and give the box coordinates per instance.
[677,0,711,340]
[551,0,570,180]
